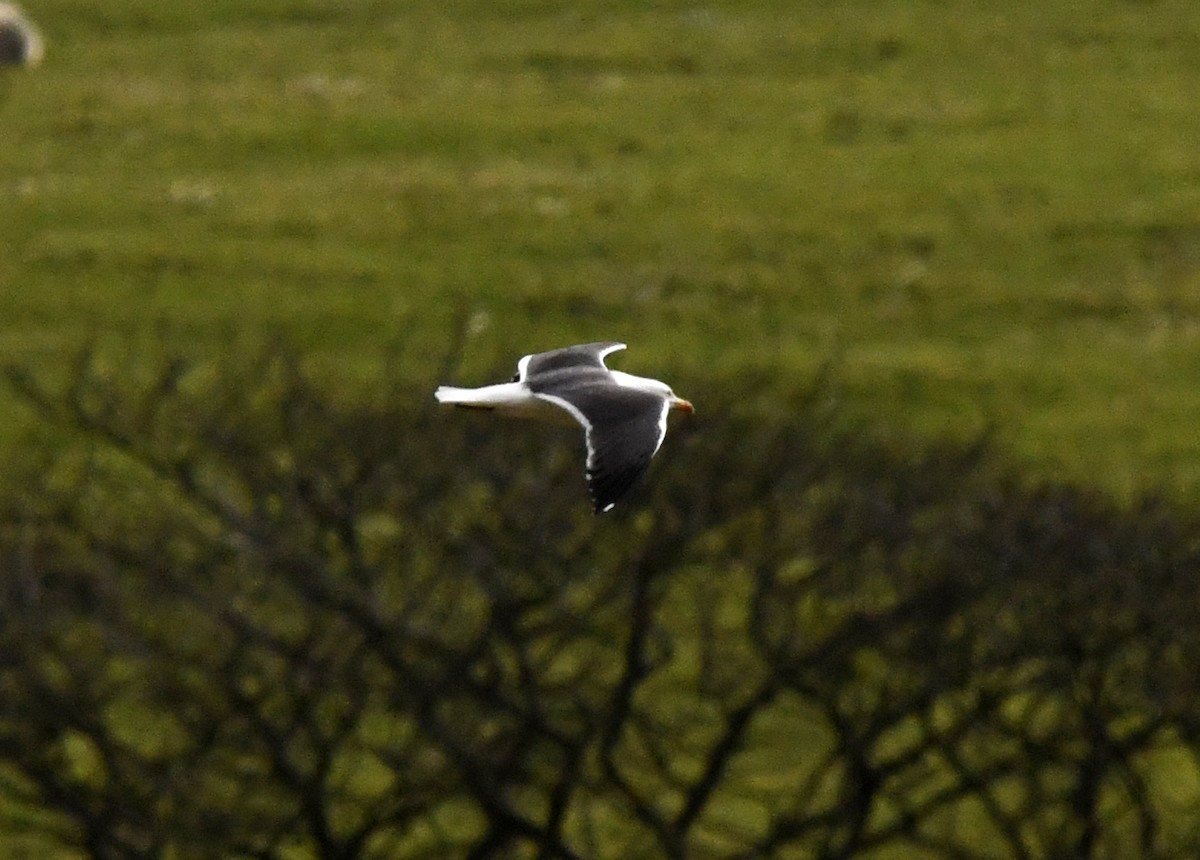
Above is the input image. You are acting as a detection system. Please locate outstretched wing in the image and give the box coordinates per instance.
[517,342,626,381]
[534,381,668,513]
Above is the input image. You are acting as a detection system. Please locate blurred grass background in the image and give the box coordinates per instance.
[2,0,1199,498]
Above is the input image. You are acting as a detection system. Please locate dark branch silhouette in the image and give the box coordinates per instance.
[2,346,1200,858]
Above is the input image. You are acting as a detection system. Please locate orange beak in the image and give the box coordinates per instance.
[672,397,694,414]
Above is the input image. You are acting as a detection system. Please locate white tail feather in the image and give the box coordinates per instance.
[435,382,536,408]
[435,382,575,422]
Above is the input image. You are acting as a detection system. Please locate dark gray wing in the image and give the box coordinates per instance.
[533,380,668,513]
[518,342,625,381]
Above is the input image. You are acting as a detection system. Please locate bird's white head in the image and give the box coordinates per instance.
[611,371,693,413]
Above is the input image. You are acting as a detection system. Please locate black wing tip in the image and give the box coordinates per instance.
[590,490,621,514]
[585,464,648,514]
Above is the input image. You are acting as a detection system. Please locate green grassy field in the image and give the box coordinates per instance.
[3,0,1199,500]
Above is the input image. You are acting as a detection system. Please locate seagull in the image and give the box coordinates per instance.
[0,4,43,68]
[435,342,693,513]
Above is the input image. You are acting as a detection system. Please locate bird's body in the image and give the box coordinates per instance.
[435,342,692,513]
[0,4,43,67]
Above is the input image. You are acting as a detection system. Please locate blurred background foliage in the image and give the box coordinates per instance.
[3,0,1200,857]
[1,344,1199,858]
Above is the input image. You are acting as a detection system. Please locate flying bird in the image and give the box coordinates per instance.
[435,342,693,513]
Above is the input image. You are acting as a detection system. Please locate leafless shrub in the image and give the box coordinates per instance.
[1,344,1198,859]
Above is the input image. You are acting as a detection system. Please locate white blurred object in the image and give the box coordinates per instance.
[0,3,44,67]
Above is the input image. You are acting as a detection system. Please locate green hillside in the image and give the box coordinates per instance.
[4,4,1200,856]
[4,0,1200,496]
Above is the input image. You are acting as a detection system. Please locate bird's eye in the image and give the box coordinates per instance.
[511,372,521,382]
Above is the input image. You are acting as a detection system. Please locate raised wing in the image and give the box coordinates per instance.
[518,342,626,381]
